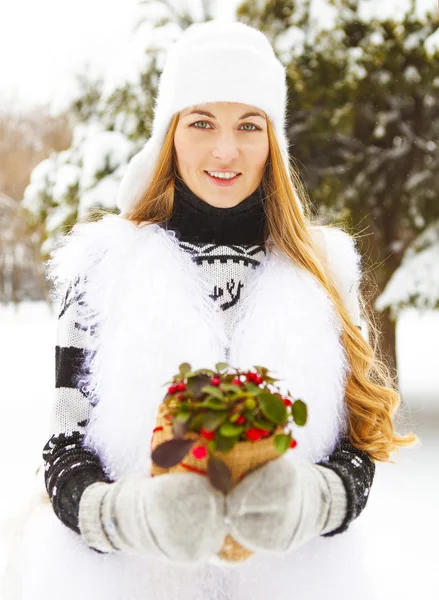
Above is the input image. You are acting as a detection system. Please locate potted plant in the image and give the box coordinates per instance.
[151,362,307,563]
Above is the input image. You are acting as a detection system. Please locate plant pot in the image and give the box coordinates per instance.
[150,403,283,563]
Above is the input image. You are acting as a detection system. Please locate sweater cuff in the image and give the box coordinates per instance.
[314,465,348,535]
[78,481,118,553]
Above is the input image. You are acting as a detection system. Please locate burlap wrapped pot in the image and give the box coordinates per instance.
[150,403,284,563]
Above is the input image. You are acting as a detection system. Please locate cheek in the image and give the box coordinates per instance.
[174,133,204,169]
[249,141,270,171]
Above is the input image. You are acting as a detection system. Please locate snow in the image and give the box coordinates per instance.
[51,163,81,203]
[45,203,74,235]
[425,26,439,57]
[359,0,435,22]
[78,128,133,190]
[275,27,306,63]
[78,173,124,217]
[376,222,439,316]
[0,301,438,598]
[404,65,422,84]
[23,121,136,253]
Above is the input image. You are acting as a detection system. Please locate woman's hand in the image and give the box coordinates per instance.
[224,457,347,554]
[78,471,227,564]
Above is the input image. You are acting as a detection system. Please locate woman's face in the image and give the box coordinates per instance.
[174,102,269,208]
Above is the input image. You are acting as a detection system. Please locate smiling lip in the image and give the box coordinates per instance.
[204,171,242,187]
[205,170,241,174]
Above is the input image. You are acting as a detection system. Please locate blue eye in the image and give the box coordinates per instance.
[190,121,260,131]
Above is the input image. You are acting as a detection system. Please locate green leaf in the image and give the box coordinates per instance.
[274,433,292,455]
[252,418,275,431]
[188,413,204,432]
[245,382,265,395]
[259,392,288,425]
[151,438,194,468]
[176,411,190,422]
[220,383,243,393]
[292,400,308,426]
[198,398,228,411]
[219,422,244,437]
[214,434,238,453]
[215,362,229,372]
[203,411,228,432]
[201,385,224,400]
[253,365,269,375]
[179,363,192,376]
[207,455,232,493]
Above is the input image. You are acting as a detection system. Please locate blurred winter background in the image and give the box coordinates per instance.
[0,0,438,597]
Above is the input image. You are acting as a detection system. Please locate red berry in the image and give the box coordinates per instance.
[246,427,266,441]
[290,439,298,449]
[177,393,185,401]
[246,372,257,382]
[192,445,208,459]
[168,385,177,394]
[283,398,293,407]
[235,415,246,425]
[200,428,215,440]
[231,378,242,386]
[255,375,264,385]
[211,377,221,386]
[176,382,186,392]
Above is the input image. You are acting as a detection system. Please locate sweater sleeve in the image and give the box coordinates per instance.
[316,436,376,537]
[313,266,375,537]
[42,276,115,553]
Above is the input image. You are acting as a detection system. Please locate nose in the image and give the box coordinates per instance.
[212,132,240,163]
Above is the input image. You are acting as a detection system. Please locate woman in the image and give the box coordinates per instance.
[17,20,416,600]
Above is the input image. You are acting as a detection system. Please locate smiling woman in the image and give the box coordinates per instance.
[16,18,417,600]
[174,102,270,208]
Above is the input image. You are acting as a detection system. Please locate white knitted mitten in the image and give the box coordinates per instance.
[225,457,347,554]
[78,472,227,564]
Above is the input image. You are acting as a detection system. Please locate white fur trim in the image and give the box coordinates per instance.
[45,215,350,480]
[311,226,362,327]
[14,217,376,600]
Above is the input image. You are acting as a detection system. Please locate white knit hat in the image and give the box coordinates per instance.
[116,20,294,217]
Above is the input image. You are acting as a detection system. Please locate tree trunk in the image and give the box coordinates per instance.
[355,212,401,391]
[371,292,398,385]
[364,256,400,391]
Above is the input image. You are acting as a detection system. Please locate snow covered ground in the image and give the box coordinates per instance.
[0,302,438,598]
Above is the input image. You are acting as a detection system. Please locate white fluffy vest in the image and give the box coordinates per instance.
[47,214,355,480]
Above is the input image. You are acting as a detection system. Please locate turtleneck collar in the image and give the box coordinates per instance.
[161,176,267,245]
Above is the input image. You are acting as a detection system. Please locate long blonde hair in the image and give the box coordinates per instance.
[90,112,419,463]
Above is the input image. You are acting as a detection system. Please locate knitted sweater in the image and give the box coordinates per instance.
[42,178,375,554]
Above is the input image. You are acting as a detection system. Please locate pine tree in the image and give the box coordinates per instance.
[238,0,439,379]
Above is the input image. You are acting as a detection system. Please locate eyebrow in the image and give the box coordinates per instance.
[183,109,266,120]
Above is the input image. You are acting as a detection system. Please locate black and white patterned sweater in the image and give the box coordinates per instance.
[42,177,375,554]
